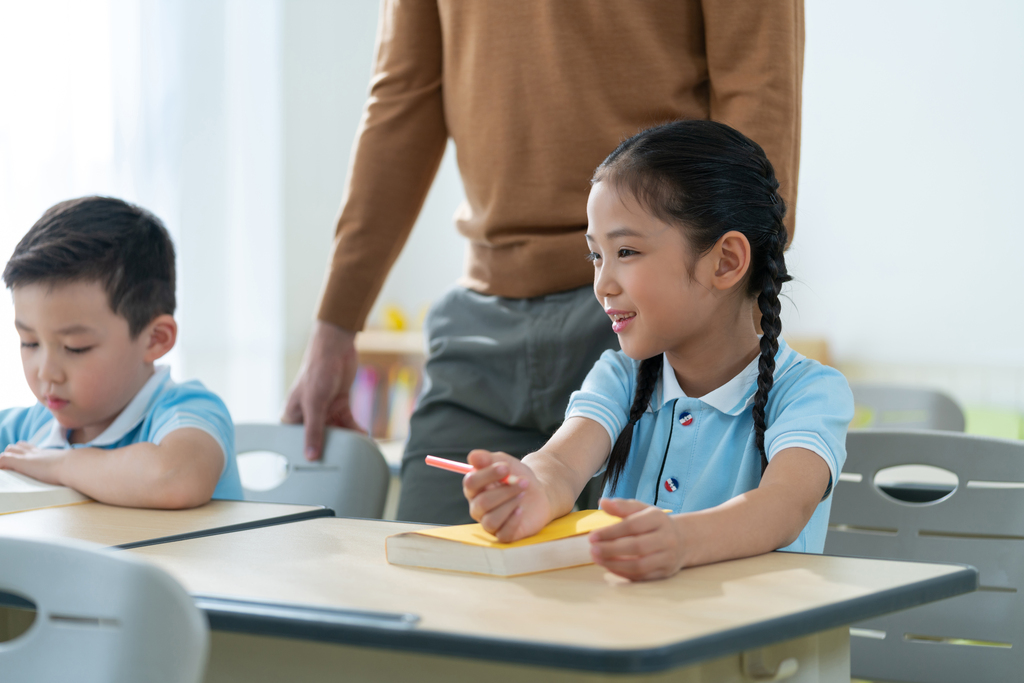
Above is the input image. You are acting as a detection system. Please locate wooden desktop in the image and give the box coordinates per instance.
[129,516,976,683]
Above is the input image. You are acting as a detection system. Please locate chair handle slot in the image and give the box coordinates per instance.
[49,614,120,628]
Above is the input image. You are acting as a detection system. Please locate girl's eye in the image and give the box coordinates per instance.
[617,248,638,258]
[66,346,93,354]
[585,252,601,263]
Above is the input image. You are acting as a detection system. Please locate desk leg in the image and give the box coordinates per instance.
[203,627,849,683]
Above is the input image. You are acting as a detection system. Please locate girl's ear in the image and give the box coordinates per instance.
[142,314,177,362]
[708,231,751,291]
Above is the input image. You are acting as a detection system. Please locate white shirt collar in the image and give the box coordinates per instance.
[36,366,172,449]
[657,339,798,416]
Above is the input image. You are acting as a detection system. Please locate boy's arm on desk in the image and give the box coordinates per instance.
[0,427,222,509]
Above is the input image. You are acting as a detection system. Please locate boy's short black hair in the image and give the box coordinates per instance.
[2,196,176,338]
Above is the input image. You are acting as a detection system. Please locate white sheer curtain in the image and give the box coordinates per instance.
[0,0,118,409]
[0,0,284,421]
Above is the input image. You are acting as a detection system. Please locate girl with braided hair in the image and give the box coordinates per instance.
[462,120,853,581]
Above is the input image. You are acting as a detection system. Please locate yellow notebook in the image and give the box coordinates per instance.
[386,510,620,577]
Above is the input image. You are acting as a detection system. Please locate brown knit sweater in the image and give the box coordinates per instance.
[318,0,804,331]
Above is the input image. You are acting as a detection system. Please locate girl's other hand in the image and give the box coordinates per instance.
[590,498,689,581]
[463,449,551,543]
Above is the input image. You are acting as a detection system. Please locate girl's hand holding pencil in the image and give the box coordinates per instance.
[437,451,689,580]
[456,450,553,543]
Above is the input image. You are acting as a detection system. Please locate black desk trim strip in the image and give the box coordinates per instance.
[114,506,334,550]
[194,557,977,674]
[195,596,419,630]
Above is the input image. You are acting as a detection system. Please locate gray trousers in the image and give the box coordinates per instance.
[396,285,619,524]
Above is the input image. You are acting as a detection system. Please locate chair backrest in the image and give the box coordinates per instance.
[0,536,207,683]
[849,383,965,431]
[825,429,1024,683]
[236,423,390,518]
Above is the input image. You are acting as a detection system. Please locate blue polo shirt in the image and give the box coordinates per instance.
[0,366,242,500]
[566,339,853,553]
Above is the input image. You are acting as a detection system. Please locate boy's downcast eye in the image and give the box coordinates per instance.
[19,342,38,349]
[65,346,93,354]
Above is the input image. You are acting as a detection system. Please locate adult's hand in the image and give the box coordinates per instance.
[282,320,361,461]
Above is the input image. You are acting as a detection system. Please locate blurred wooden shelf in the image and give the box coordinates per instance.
[355,330,425,356]
[787,336,831,366]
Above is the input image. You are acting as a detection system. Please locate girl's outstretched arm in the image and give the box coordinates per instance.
[462,416,611,542]
[590,447,830,581]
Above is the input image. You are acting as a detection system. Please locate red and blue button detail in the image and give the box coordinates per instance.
[664,477,679,493]
[678,411,693,426]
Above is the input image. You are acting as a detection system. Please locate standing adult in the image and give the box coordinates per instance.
[283,0,804,524]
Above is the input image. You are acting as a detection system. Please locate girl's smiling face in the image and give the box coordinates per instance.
[586,181,725,361]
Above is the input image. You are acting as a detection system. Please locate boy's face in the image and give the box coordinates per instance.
[12,281,165,444]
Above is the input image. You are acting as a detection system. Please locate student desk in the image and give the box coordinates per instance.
[0,500,333,646]
[129,517,976,683]
[0,500,331,548]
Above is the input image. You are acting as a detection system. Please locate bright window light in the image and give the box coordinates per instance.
[0,0,115,409]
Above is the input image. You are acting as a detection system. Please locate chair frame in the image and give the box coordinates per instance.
[849,383,965,431]
[0,535,207,683]
[826,429,1024,683]
[236,423,390,519]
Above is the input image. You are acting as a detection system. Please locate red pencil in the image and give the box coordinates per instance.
[424,455,520,485]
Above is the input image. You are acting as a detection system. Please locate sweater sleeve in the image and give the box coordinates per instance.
[701,0,804,243]
[316,0,449,331]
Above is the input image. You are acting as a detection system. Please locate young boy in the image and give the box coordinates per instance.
[0,196,242,508]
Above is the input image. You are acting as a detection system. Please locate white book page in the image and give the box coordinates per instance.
[0,469,69,493]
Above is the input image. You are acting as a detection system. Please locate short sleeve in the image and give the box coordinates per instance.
[565,350,637,448]
[763,362,854,498]
[0,405,51,449]
[148,383,235,474]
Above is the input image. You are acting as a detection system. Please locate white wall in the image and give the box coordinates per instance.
[0,0,466,418]
[788,1,1024,362]
[0,0,118,409]
[282,0,1024,410]
[0,0,288,421]
[117,0,286,422]
[4,1,1023,417]
[280,1,465,385]
[782,0,1024,407]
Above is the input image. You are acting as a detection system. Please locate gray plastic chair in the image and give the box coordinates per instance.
[236,423,390,518]
[850,383,965,431]
[825,429,1024,683]
[0,535,207,683]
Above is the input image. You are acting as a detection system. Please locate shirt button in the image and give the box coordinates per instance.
[678,411,693,426]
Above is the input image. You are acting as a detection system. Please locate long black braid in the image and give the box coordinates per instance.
[593,119,792,483]
[604,356,661,490]
[752,163,792,473]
